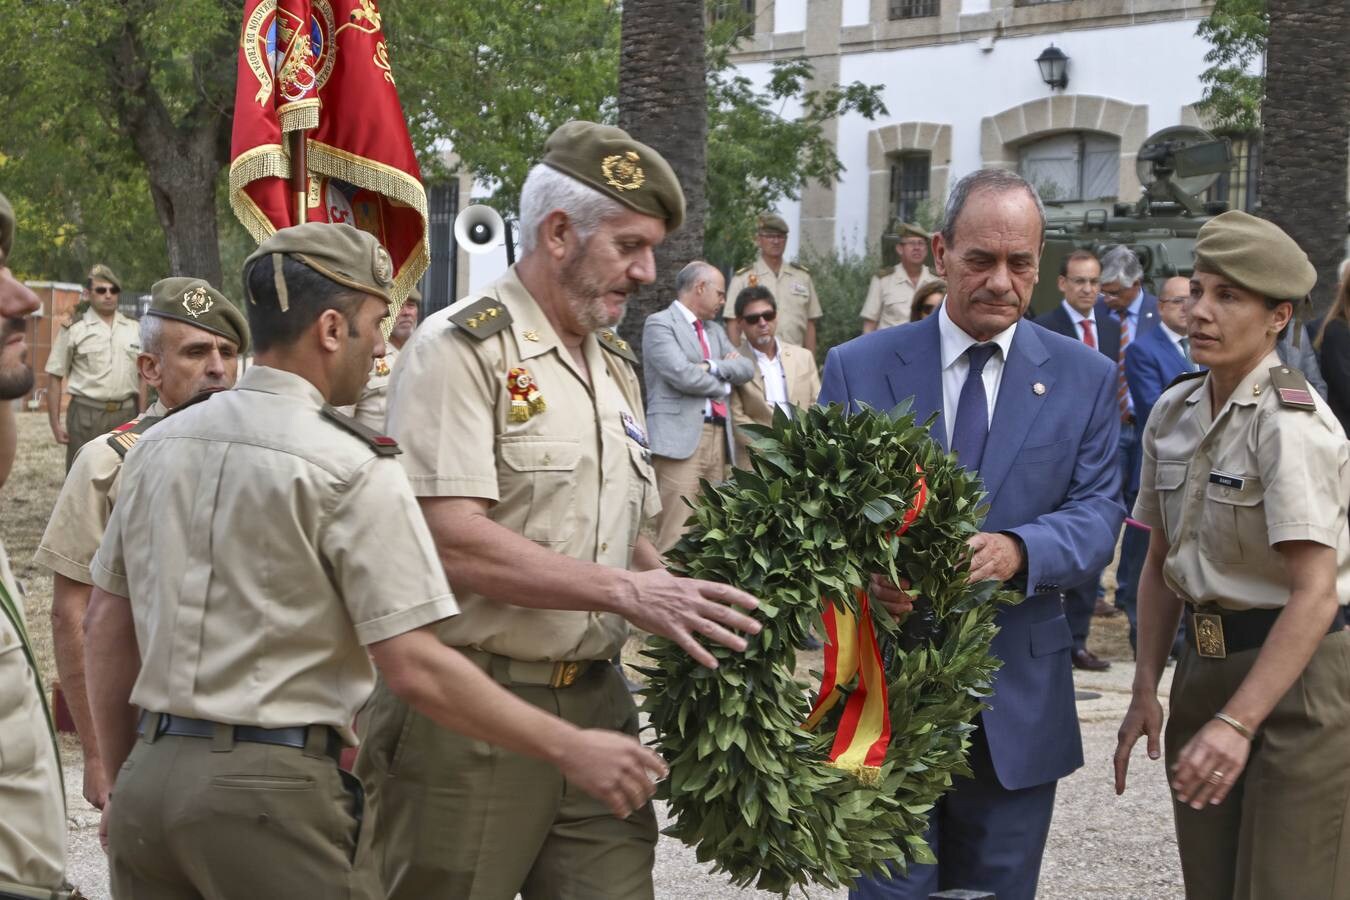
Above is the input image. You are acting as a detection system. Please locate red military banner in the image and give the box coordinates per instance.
[229,0,427,303]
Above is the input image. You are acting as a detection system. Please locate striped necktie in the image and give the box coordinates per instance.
[1115,309,1132,423]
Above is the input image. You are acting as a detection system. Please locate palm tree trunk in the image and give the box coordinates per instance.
[1258,0,1349,312]
[617,0,708,360]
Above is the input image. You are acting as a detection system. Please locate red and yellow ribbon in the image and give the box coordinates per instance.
[803,466,928,784]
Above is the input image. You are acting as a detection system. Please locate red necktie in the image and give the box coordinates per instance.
[1079,318,1096,349]
[1116,310,1132,423]
[692,319,728,419]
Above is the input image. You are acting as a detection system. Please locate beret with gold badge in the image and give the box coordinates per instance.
[757,213,789,235]
[88,263,122,291]
[145,277,251,356]
[244,222,396,313]
[541,121,686,232]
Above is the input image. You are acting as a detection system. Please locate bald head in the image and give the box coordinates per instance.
[1158,276,1189,333]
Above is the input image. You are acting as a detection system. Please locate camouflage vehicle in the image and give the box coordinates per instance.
[1028,126,1233,313]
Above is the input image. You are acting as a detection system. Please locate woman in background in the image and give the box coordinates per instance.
[909,280,945,321]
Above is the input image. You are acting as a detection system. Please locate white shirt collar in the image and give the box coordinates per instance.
[749,340,781,364]
[1160,321,1186,346]
[673,300,699,325]
[938,302,1017,371]
[1059,300,1094,325]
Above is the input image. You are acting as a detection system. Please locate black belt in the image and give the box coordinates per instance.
[703,415,726,425]
[1186,604,1347,658]
[138,712,343,763]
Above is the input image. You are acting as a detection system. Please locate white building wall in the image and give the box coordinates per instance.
[772,0,808,34]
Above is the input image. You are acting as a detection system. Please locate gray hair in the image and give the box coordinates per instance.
[139,313,164,356]
[674,260,714,296]
[940,168,1047,245]
[1099,245,1144,286]
[517,163,627,256]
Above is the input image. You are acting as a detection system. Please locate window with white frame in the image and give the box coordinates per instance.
[1018,132,1120,202]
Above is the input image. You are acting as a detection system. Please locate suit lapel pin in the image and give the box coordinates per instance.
[1032,382,1046,396]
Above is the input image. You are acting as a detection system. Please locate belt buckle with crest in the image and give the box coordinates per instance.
[1193,611,1227,659]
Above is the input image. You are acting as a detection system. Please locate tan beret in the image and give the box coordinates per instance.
[145,277,251,356]
[406,285,422,304]
[757,213,789,235]
[1193,210,1316,302]
[244,222,395,311]
[88,263,121,291]
[541,121,685,232]
[0,192,13,263]
[895,222,929,241]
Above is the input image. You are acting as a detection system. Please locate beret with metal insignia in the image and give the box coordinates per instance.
[0,191,14,262]
[145,276,251,356]
[757,213,789,235]
[244,222,396,311]
[1193,210,1316,302]
[88,263,122,291]
[541,120,686,232]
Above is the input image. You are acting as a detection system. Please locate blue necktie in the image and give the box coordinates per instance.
[951,344,998,472]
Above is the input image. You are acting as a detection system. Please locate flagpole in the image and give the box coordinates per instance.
[290,130,309,224]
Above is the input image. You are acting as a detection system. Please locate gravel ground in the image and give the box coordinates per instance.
[58,661,1181,899]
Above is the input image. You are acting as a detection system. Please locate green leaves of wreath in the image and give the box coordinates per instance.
[638,401,1019,893]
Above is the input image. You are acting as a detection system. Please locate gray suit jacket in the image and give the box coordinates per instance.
[642,303,755,461]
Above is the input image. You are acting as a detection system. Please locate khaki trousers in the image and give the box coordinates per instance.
[355,661,657,900]
[1166,628,1350,899]
[65,395,136,471]
[107,728,380,900]
[652,422,728,553]
[0,647,66,895]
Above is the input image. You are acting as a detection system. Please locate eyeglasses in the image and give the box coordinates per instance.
[899,239,927,249]
[1065,277,1100,288]
[1160,296,1188,305]
[741,310,777,325]
[757,232,787,240]
[92,286,121,296]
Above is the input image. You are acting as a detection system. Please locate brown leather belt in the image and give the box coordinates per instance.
[456,647,595,688]
[1186,604,1347,659]
[69,394,136,413]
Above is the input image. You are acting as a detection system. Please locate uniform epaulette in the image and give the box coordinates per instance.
[792,261,810,274]
[734,264,752,276]
[1269,365,1317,411]
[597,329,637,363]
[106,415,164,458]
[1164,370,1207,392]
[876,265,896,278]
[320,405,401,456]
[448,297,512,339]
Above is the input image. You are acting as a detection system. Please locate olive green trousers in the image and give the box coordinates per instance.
[107,729,380,899]
[64,396,135,471]
[355,660,657,900]
[1166,628,1350,899]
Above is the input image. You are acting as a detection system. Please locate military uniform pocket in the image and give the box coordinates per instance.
[499,437,581,544]
[1201,475,1263,564]
[626,442,657,550]
[1153,460,1189,538]
[0,642,40,774]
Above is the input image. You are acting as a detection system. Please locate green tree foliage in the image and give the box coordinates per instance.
[1195,0,1268,132]
[801,243,879,364]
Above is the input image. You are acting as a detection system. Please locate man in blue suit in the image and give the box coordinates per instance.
[820,169,1124,900]
[1096,246,1159,638]
[1032,248,1121,670]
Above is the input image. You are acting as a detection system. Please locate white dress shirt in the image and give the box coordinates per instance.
[938,303,1018,446]
[1159,321,1194,370]
[674,301,731,420]
[750,341,790,412]
[1060,300,1097,344]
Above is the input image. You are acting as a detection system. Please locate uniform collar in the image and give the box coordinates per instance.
[1185,350,1282,410]
[83,306,131,328]
[236,365,328,408]
[499,267,562,362]
[145,399,168,417]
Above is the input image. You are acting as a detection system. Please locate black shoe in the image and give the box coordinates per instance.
[1071,648,1111,671]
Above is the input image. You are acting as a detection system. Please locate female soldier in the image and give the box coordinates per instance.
[1113,210,1350,899]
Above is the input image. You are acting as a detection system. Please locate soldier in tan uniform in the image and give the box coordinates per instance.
[356,121,761,900]
[860,222,936,332]
[725,213,821,351]
[0,191,70,900]
[45,264,141,470]
[1114,211,1350,899]
[34,277,247,811]
[338,285,420,430]
[83,223,668,900]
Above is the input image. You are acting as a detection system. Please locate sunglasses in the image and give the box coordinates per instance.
[741,310,777,325]
[92,286,121,296]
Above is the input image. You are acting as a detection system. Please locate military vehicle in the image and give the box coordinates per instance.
[1028,125,1233,313]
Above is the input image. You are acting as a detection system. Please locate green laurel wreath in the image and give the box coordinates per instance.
[638,402,1020,894]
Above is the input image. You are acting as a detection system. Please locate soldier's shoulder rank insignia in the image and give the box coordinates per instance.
[734,264,752,276]
[321,405,401,456]
[449,297,513,339]
[597,329,637,363]
[792,261,811,274]
[876,265,896,278]
[1270,366,1317,411]
[106,415,165,459]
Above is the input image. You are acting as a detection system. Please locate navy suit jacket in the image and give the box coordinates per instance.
[1095,290,1159,343]
[1035,303,1121,361]
[819,314,1124,790]
[1124,324,1194,429]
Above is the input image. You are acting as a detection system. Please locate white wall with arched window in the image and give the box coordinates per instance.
[1017,131,1121,203]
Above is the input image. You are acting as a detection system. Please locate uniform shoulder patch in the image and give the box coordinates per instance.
[597,329,637,363]
[876,265,896,278]
[792,261,811,274]
[1164,370,1207,392]
[106,415,164,458]
[1269,366,1317,411]
[448,296,512,339]
[320,405,401,456]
